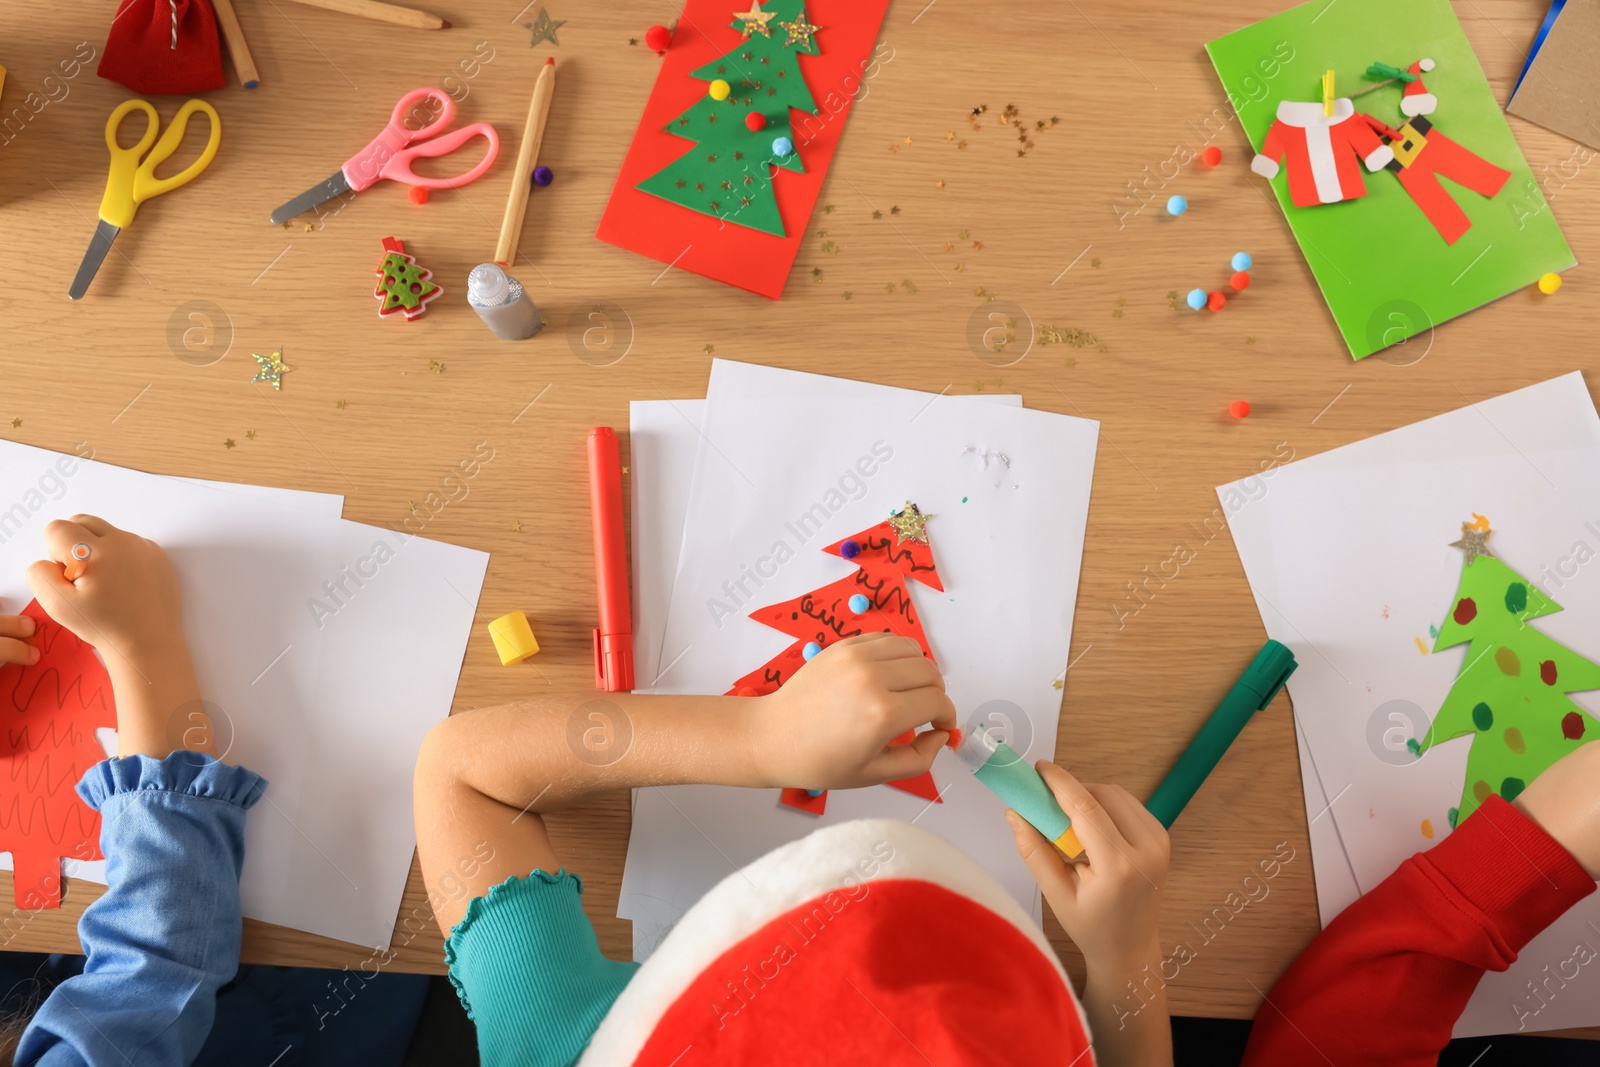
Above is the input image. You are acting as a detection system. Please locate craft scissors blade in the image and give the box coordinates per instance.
[69,98,221,301]
[268,87,499,224]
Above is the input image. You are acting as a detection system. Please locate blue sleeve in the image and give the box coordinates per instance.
[16,753,267,1067]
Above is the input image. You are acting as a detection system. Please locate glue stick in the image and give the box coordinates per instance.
[467,263,542,340]
[956,730,1083,858]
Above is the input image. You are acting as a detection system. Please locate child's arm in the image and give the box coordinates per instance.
[415,630,957,931]
[15,517,264,1067]
[1008,761,1173,1067]
[1242,742,1600,1066]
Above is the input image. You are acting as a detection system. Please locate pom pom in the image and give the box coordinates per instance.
[709,79,731,101]
[745,112,767,131]
[1200,145,1222,166]
[802,641,822,661]
[1538,272,1562,295]
[532,165,554,187]
[1207,291,1226,312]
[771,136,794,157]
[408,186,430,205]
[840,539,861,559]
[1230,270,1251,291]
[1229,400,1251,419]
[1186,289,1207,311]
[1231,252,1252,272]
[1166,195,1188,216]
[848,593,870,614]
[645,24,672,52]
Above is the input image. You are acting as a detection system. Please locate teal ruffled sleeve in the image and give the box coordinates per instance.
[446,869,639,1067]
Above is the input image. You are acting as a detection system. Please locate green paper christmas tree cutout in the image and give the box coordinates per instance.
[635,0,820,236]
[1414,519,1600,826]
[375,249,439,316]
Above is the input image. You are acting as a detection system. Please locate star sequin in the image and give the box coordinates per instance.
[778,7,819,49]
[734,1,774,36]
[888,502,929,544]
[1449,519,1495,566]
[250,349,292,390]
[524,7,565,46]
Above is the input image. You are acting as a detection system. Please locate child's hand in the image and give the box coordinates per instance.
[1514,740,1600,879]
[747,633,958,791]
[26,516,187,669]
[1008,761,1170,979]
[0,609,39,667]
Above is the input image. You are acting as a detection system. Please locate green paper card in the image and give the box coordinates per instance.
[1206,0,1574,360]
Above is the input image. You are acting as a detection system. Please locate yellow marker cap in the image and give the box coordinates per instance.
[488,611,540,665]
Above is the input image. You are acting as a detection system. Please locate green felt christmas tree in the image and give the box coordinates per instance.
[636,0,820,236]
[1413,518,1600,828]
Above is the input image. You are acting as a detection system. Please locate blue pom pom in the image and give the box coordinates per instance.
[532,165,554,187]
[802,641,822,661]
[1231,252,1252,271]
[848,594,870,614]
[1186,288,1207,311]
[840,539,861,559]
[805,789,825,797]
[1166,195,1188,216]
[772,136,794,157]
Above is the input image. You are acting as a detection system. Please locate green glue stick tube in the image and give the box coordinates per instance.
[956,732,1082,858]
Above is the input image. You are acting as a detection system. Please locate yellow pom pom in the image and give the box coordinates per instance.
[1538,272,1563,295]
[708,79,731,101]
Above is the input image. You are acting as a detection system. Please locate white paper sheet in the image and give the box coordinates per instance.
[623,370,1096,958]
[1221,372,1600,1036]
[0,443,485,949]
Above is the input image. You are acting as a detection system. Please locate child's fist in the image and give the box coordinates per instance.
[0,609,39,667]
[747,633,958,791]
[26,516,187,669]
[1008,761,1170,981]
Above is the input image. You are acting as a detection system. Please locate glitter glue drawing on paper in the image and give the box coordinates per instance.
[727,501,944,814]
[1410,518,1600,832]
[0,600,117,910]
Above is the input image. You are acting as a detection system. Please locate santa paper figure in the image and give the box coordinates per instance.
[1250,99,1395,206]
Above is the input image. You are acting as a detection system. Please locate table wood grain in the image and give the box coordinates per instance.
[2,0,1595,1028]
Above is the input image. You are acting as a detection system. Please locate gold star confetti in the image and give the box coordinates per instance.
[889,143,899,153]
[843,291,852,300]
[304,223,313,231]
[629,37,637,45]
[1450,519,1495,566]
[336,399,347,409]
[429,359,446,373]
[812,267,823,282]
[1052,677,1065,690]
[888,502,929,544]
[778,8,819,49]
[823,203,835,214]
[901,279,917,293]
[524,7,565,46]
[512,520,523,532]
[945,131,956,140]
[934,179,945,189]
[250,349,292,390]
[903,135,913,145]
[224,438,236,449]
[957,140,967,149]
[972,240,983,250]
[871,209,883,219]
[246,430,257,440]
[703,343,715,354]
[890,205,900,215]
[407,501,417,512]
[9,419,18,429]
[735,1,774,36]
[943,242,954,252]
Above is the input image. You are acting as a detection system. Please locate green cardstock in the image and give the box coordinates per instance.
[636,0,820,237]
[1206,0,1574,360]
[1416,541,1600,826]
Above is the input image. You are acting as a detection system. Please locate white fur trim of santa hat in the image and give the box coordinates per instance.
[1402,58,1437,116]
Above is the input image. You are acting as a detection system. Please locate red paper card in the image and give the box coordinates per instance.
[0,601,116,909]
[596,0,893,299]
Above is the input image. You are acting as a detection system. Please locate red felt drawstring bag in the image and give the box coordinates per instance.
[99,0,224,95]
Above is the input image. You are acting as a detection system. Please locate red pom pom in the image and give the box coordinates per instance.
[1207,291,1226,311]
[645,25,672,52]
[1230,270,1250,291]
[735,686,758,697]
[745,112,767,131]
[1229,400,1251,419]
[1201,145,1223,166]
[408,186,430,205]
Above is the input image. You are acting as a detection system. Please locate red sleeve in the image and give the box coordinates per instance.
[1242,797,1595,1067]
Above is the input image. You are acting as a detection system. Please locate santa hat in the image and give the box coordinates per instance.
[1401,58,1437,117]
[583,819,1095,1065]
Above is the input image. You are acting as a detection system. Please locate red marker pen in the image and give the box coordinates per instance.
[588,427,634,691]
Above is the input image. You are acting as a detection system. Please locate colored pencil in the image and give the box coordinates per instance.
[494,57,556,267]
[211,0,261,89]
[277,0,450,30]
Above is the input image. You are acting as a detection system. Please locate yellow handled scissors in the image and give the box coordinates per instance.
[69,99,221,301]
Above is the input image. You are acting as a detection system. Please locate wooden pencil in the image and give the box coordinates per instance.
[211,0,261,89]
[277,0,450,30]
[494,57,557,267]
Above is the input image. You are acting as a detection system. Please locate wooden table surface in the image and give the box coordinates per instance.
[3,0,1594,1025]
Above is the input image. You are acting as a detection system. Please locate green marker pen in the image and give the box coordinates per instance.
[1144,639,1298,829]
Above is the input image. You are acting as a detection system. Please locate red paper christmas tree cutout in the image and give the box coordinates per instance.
[729,502,944,813]
[0,601,116,909]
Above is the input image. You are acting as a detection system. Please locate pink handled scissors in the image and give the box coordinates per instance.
[270,87,499,224]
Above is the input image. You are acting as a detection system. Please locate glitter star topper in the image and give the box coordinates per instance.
[888,501,929,545]
[1449,515,1494,566]
[778,6,819,49]
[735,1,774,36]
[250,349,292,391]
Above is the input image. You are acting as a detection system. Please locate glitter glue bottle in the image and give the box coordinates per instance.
[467,263,542,341]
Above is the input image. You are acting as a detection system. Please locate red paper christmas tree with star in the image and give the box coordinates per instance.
[729,501,945,814]
[0,600,116,909]
[1413,517,1600,829]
